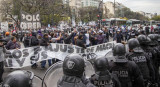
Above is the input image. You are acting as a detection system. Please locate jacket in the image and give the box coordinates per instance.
[6,40,20,50]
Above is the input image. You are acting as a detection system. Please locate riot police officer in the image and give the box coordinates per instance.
[57,54,95,87]
[90,56,121,87]
[148,34,160,86]
[137,35,159,86]
[127,38,155,86]
[110,43,144,87]
[2,70,34,87]
[137,35,157,65]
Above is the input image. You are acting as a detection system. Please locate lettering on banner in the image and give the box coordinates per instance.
[54,44,59,52]
[23,49,29,57]
[20,11,41,29]
[60,45,67,52]
[86,47,94,53]
[4,42,115,68]
[16,58,26,67]
[41,51,48,60]
[81,53,97,60]
[30,47,41,64]
[4,59,13,67]
[96,43,113,52]
[68,45,74,53]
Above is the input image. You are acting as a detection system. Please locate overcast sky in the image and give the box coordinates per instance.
[103,0,160,15]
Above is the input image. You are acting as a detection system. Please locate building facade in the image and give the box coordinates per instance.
[137,11,155,19]
[0,0,3,21]
[81,0,101,8]
[103,1,126,18]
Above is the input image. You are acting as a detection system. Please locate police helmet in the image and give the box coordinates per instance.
[94,56,109,73]
[113,43,127,63]
[157,35,160,42]
[137,35,147,45]
[63,54,85,77]
[128,38,143,53]
[2,70,34,87]
[148,34,158,46]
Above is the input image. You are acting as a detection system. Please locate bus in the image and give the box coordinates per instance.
[127,19,141,26]
[101,18,127,27]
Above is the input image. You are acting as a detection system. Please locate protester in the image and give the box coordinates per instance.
[6,36,21,50]
[4,32,11,43]
[30,31,40,69]
[104,28,109,42]
[145,25,150,35]
[0,39,6,84]
[40,33,52,69]
[114,30,123,43]
[97,30,105,44]
[1,23,160,87]
[76,35,86,49]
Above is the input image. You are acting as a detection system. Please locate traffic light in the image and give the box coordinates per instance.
[97,15,100,20]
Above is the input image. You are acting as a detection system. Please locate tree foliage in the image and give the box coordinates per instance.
[115,7,148,20]
[79,6,99,23]
[152,15,160,21]
[0,0,71,26]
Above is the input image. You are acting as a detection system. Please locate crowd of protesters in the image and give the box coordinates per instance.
[0,24,160,86]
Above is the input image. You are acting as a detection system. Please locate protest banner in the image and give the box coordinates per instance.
[4,42,115,68]
[1,22,8,31]
[20,11,41,30]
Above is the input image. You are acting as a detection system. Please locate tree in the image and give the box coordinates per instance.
[79,6,99,23]
[0,0,71,26]
[0,0,20,28]
[152,15,160,21]
[115,7,148,20]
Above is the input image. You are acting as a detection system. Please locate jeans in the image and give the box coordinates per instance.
[86,45,90,47]
[52,58,60,64]
[31,63,37,68]
[0,62,4,83]
[41,59,52,67]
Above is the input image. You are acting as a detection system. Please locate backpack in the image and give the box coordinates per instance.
[31,36,39,46]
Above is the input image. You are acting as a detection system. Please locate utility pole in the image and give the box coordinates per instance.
[114,0,116,26]
[98,0,103,29]
[101,0,103,29]
[66,0,72,27]
[102,0,103,19]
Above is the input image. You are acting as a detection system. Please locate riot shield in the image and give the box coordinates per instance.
[26,71,44,87]
[32,75,44,87]
[105,50,115,62]
[42,61,95,87]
